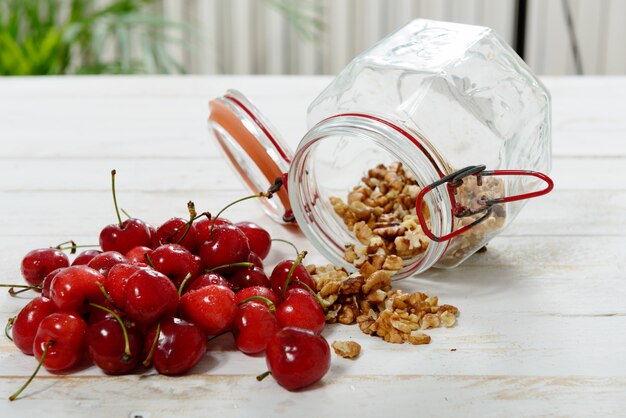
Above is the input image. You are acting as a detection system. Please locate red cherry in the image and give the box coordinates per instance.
[85,300,125,325]
[195,217,232,246]
[234,302,278,354]
[105,263,145,309]
[71,249,103,266]
[235,286,280,308]
[33,312,87,371]
[86,317,143,375]
[125,246,152,264]
[264,327,331,391]
[41,267,64,298]
[229,266,270,290]
[153,218,197,252]
[12,297,57,355]
[248,252,264,270]
[179,285,237,335]
[21,248,69,286]
[270,260,317,297]
[144,317,207,375]
[276,289,325,334]
[199,225,250,275]
[99,218,152,255]
[49,265,106,312]
[185,272,232,293]
[124,269,178,325]
[87,251,128,277]
[150,244,200,288]
[235,222,271,260]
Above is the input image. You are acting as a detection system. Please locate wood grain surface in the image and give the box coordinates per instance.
[0,76,625,417]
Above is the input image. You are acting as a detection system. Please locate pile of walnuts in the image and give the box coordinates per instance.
[308,264,458,345]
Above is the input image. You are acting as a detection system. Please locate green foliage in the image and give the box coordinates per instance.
[0,0,190,75]
[0,0,324,76]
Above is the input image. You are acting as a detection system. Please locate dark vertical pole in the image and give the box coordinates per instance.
[515,0,528,60]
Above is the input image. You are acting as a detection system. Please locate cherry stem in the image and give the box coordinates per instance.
[5,317,15,341]
[271,238,299,258]
[207,330,232,343]
[144,253,155,269]
[0,284,40,297]
[120,208,132,219]
[209,178,282,238]
[205,262,253,273]
[111,169,123,227]
[281,251,308,301]
[291,279,325,310]
[88,303,131,359]
[256,370,271,382]
[55,244,99,252]
[54,240,77,254]
[143,322,161,367]
[177,272,193,297]
[239,296,276,313]
[9,341,53,401]
[175,201,197,245]
[96,282,120,310]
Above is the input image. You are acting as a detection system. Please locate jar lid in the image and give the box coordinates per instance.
[208,90,294,223]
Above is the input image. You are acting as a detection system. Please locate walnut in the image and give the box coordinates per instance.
[332,341,362,359]
[338,304,357,324]
[439,310,457,328]
[350,201,373,220]
[365,289,387,303]
[420,313,440,329]
[357,315,375,335]
[382,255,403,271]
[353,221,374,244]
[324,304,341,323]
[340,274,364,295]
[408,331,431,345]
[362,270,391,294]
[437,304,459,315]
[359,261,377,279]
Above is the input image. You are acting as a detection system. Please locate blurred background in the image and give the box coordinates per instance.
[1,0,623,77]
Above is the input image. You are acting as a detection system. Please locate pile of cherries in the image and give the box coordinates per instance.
[5,171,331,401]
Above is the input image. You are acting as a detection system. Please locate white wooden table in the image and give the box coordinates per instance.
[0,76,625,417]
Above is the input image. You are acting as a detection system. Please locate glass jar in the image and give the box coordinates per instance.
[208,19,553,279]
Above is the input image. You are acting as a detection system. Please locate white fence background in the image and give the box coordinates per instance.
[155,0,626,75]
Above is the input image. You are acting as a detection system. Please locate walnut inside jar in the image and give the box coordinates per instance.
[330,161,506,271]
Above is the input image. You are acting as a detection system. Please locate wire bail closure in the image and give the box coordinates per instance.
[416,165,554,242]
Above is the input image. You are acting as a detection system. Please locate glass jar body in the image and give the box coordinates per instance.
[290,19,551,274]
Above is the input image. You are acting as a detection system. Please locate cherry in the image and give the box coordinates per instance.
[71,249,103,266]
[153,218,198,252]
[49,265,106,312]
[87,251,128,277]
[125,246,152,264]
[276,288,325,334]
[41,267,64,298]
[124,269,178,325]
[235,222,271,260]
[263,327,331,391]
[86,317,143,375]
[150,244,200,288]
[11,297,57,355]
[21,248,69,286]
[185,272,232,293]
[199,225,250,275]
[33,312,87,371]
[99,219,152,255]
[195,217,232,246]
[143,317,207,375]
[234,300,278,354]
[229,266,270,290]
[85,300,124,325]
[99,171,151,254]
[270,260,317,298]
[105,263,145,310]
[179,285,237,335]
[235,286,280,308]
[248,252,264,270]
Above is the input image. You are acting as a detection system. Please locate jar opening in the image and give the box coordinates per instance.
[288,114,454,278]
